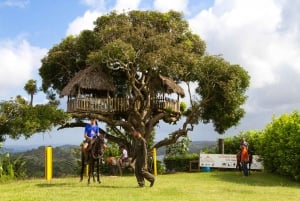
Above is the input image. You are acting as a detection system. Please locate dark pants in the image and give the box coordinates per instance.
[135,162,155,186]
[242,161,249,176]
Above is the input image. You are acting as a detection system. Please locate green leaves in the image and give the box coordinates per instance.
[0,96,70,141]
[259,111,300,180]
[192,55,250,134]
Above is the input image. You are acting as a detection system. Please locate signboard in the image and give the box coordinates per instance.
[199,154,263,170]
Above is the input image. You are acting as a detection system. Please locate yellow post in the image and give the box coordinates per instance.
[153,148,157,176]
[85,164,89,177]
[45,146,52,181]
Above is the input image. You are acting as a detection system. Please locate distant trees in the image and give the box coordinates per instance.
[24,79,38,106]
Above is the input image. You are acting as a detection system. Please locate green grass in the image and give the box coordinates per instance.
[1,171,300,201]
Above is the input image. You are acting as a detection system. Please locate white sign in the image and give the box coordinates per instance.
[199,154,263,170]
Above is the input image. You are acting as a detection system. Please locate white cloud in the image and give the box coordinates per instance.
[114,0,141,12]
[189,0,286,88]
[187,0,300,135]
[66,10,101,36]
[0,0,29,8]
[66,0,142,36]
[0,38,47,100]
[80,0,107,10]
[154,0,189,13]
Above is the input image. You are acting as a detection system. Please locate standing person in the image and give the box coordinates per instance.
[119,145,128,168]
[240,144,249,176]
[131,128,155,187]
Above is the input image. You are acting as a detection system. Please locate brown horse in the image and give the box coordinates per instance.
[115,157,134,176]
[80,135,105,185]
[236,149,252,175]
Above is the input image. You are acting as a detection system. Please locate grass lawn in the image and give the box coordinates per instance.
[1,171,299,201]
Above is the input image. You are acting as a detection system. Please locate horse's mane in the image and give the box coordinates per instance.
[90,136,104,159]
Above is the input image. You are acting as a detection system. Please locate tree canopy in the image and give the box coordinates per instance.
[0,96,69,142]
[37,10,249,149]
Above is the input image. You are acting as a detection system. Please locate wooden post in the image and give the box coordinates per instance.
[218,138,224,154]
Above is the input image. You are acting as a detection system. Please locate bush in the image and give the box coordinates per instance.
[224,130,262,154]
[0,153,27,181]
[163,153,198,172]
[258,111,300,181]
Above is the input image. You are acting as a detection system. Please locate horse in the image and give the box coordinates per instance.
[80,135,105,185]
[236,149,253,175]
[115,157,134,176]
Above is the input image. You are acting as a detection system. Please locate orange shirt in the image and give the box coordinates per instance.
[241,147,249,162]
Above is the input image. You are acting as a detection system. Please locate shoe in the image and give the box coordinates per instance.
[150,179,155,187]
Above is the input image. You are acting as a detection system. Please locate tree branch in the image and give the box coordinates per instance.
[153,129,188,149]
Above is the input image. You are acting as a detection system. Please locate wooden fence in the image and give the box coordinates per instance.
[67,97,180,114]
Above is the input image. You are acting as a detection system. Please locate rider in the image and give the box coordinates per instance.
[119,145,128,167]
[240,137,249,150]
[82,117,100,164]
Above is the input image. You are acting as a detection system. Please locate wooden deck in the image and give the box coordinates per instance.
[66,97,180,114]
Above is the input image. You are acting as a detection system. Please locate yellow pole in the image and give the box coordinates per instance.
[153,148,157,176]
[45,146,52,181]
[85,164,89,177]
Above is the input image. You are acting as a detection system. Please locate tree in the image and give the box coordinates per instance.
[0,96,70,142]
[39,10,250,151]
[24,79,38,106]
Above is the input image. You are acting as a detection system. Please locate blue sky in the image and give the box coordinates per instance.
[1,0,300,147]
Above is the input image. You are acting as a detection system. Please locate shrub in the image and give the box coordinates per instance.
[259,111,300,181]
[163,153,198,172]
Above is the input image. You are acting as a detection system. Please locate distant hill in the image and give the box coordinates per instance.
[3,141,217,155]
[3,144,74,153]
[9,145,80,178]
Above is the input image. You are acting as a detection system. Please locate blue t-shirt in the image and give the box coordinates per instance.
[84,124,99,138]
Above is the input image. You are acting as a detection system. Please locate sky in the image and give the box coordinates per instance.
[1,0,300,147]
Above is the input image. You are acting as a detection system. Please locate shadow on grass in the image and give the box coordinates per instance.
[36,182,138,189]
[210,170,300,188]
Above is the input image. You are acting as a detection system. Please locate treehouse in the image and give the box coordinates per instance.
[60,66,185,120]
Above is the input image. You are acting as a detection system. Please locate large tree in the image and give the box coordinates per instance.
[39,10,250,150]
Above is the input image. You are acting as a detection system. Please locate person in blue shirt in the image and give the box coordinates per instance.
[82,117,100,163]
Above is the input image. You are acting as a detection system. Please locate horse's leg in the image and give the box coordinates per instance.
[80,151,84,182]
[248,162,251,175]
[97,158,101,184]
[88,160,93,185]
[118,159,123,176]
[87,163,91,185]
[248,156,251,176]
[92,160,96,183]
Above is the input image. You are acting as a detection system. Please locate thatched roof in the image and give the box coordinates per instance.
[60,66,115,96]
[159,74,185,97]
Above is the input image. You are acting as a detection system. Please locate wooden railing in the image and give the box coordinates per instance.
[67,97,180,114]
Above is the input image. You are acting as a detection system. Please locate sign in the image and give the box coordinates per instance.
[199,154,263,170]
